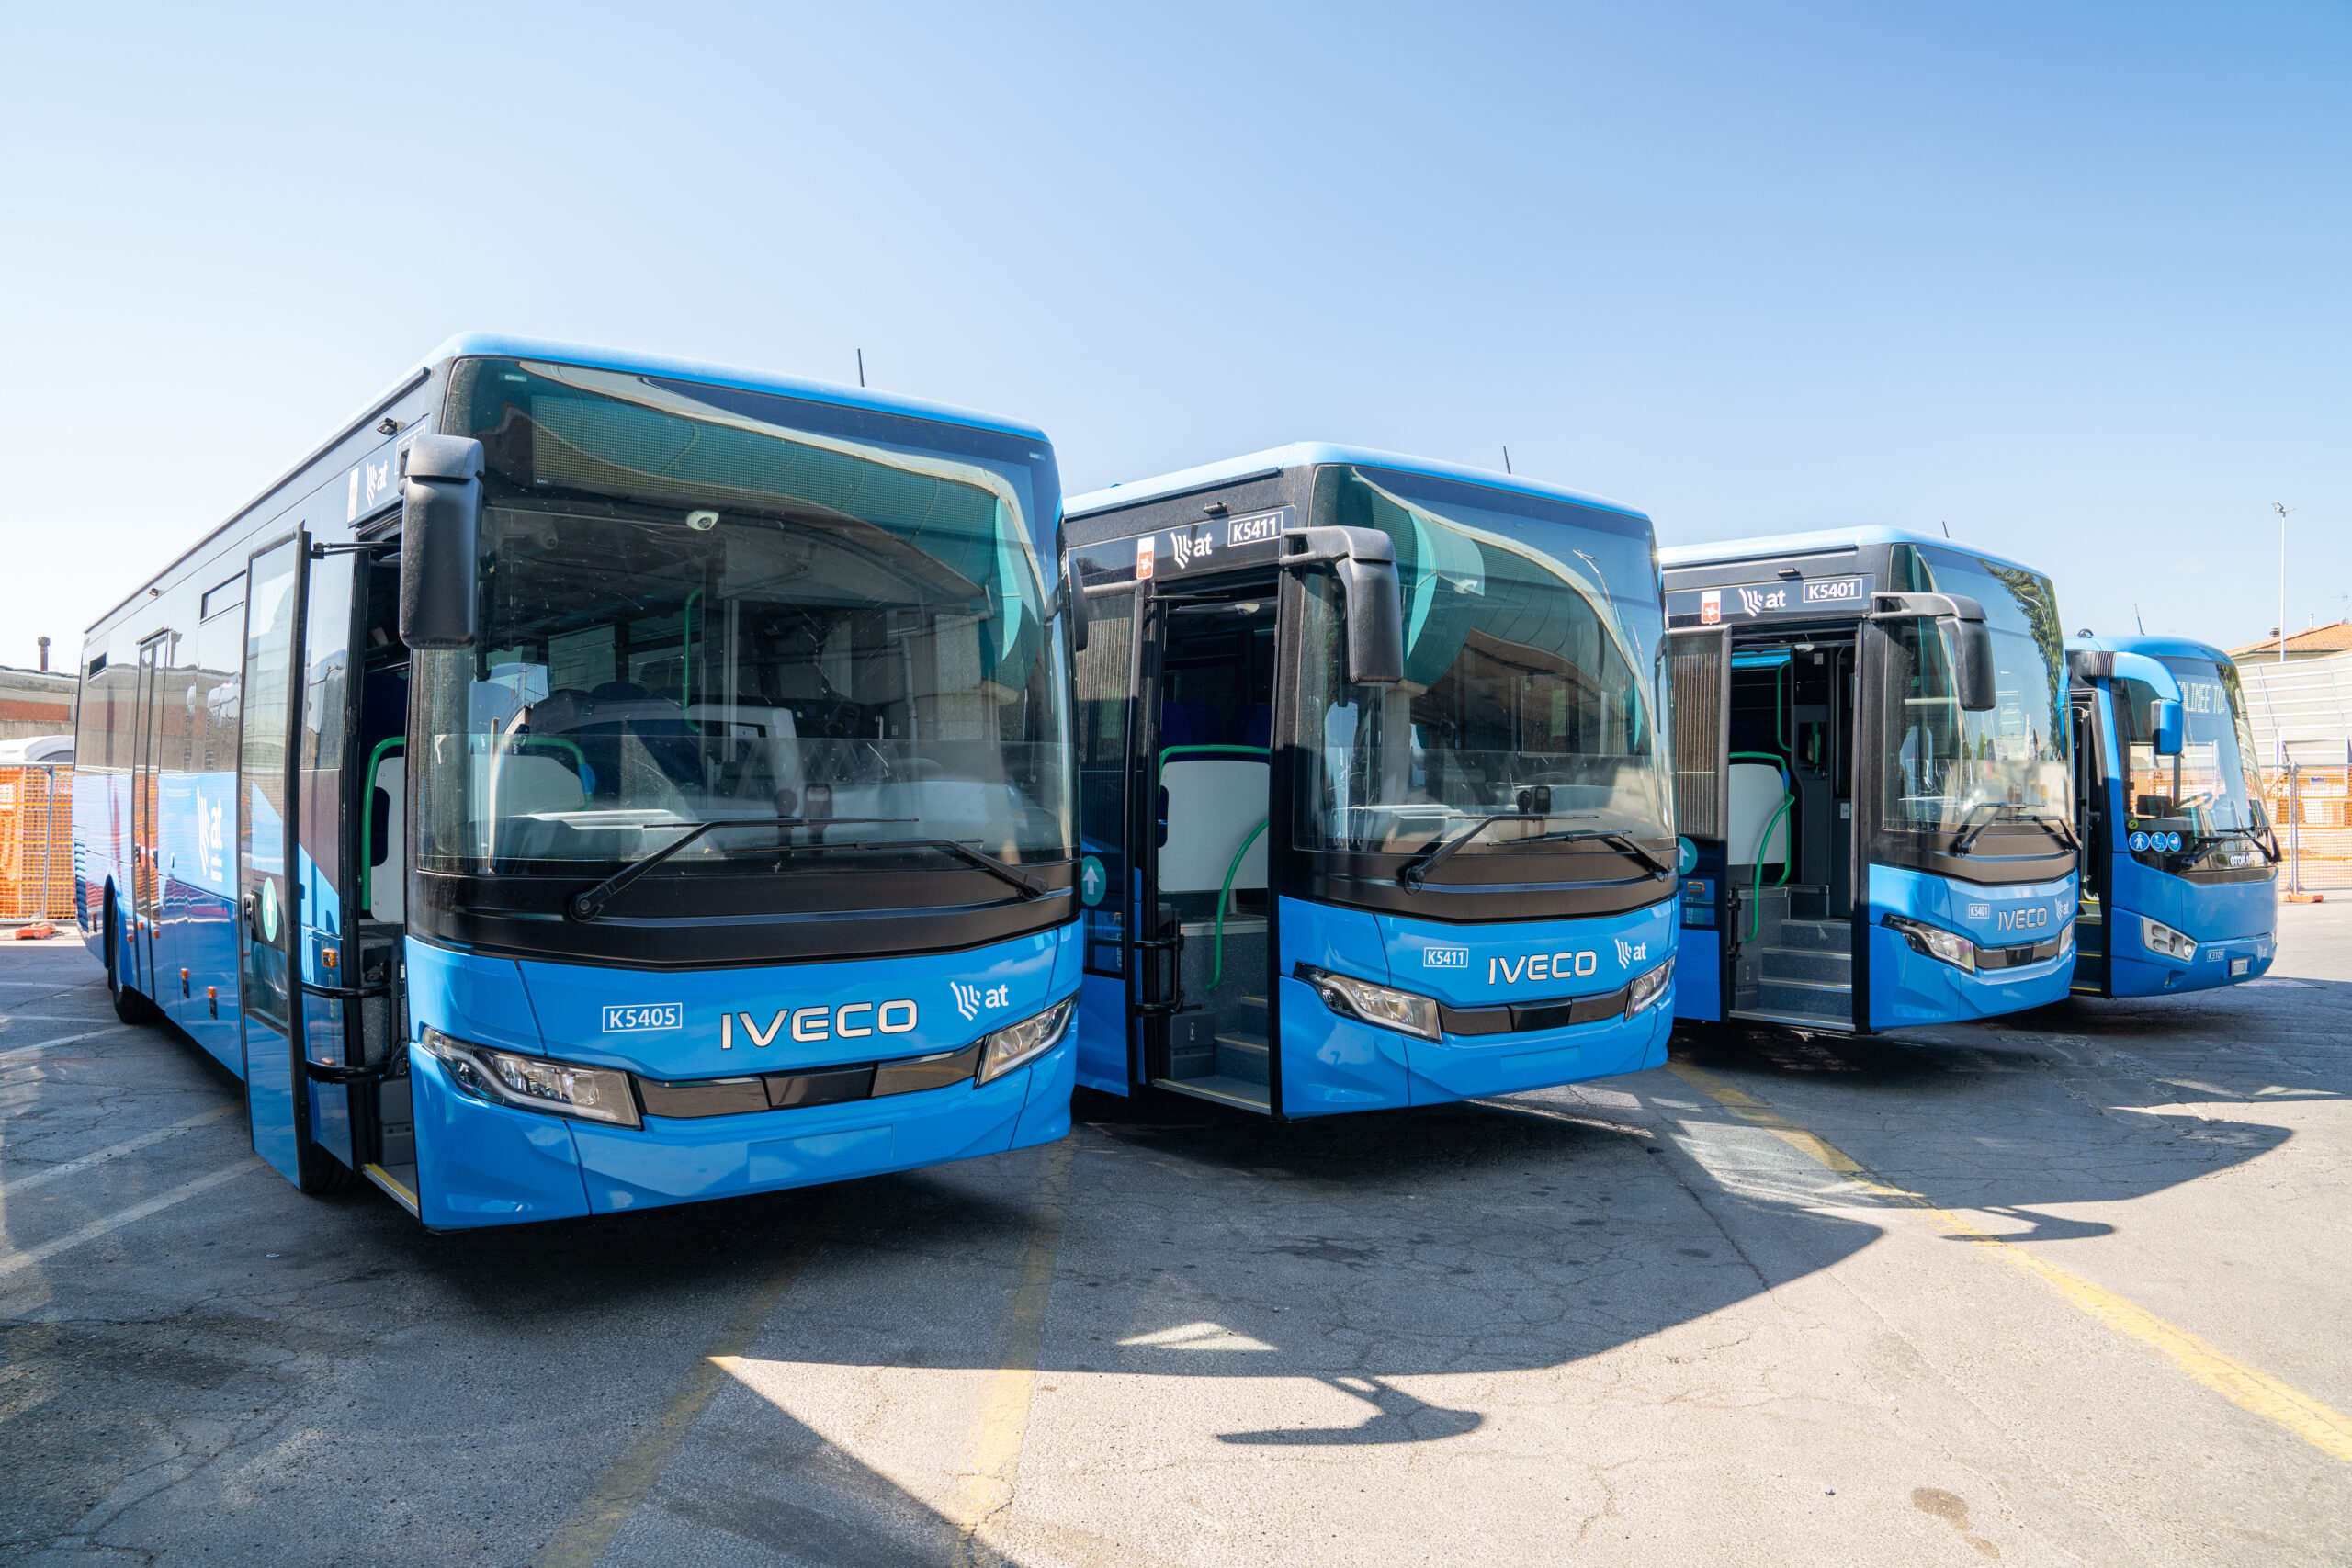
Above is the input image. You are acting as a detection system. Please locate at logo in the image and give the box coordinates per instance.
[1736,585,1790,616]
[1168,527,1214,570]
[952,981,1010,1022]
[1612,937,1649,967]
[724,1001,917,1048]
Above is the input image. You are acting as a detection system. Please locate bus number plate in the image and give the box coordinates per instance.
[602,1003,684,1032]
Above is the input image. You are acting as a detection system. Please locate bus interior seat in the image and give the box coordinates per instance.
[1237,704,1272,749]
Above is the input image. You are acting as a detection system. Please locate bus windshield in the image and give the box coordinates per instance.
[1879,543,2069,838]
[414,358,1072,888]
[2117,656,2268,836]
[1294,465,1671,865]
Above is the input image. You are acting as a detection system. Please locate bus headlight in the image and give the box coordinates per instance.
[1296,964,1441,1041]
[978,996,1077,1085]
[1625,955,1676,1017]
[417,1028,642,1128]
[2140,917,2196,962]
[1882,913,1977,975]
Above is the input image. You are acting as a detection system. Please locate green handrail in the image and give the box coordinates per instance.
[359,738,404,916]
[1208,818,1269,992]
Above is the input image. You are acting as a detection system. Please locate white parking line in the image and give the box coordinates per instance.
[0,1159,261,1280]
[0,1025,137,1072]
[2,1104,240,1195]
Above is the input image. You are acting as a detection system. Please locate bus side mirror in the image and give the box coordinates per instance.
[1950,618,1997,712]
[398,434,485,650]
[1339,557,1406,685]
[2153,699,2183,756]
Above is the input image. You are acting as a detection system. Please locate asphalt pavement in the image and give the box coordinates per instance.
[2,907,2346,1566]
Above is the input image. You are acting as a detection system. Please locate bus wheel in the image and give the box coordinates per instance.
[104,889,160,1026]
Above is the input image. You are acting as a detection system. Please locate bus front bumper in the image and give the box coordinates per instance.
[408,1037,1074,1229]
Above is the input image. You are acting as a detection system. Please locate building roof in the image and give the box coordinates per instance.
[2229,620,2352,662]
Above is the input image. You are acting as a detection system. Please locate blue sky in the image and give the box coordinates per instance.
[2,2,2344,665]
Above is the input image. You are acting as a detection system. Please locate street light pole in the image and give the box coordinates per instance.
[2274,502,2292,664]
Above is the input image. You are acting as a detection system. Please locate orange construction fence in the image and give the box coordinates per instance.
[2267,763,2352,892]
[0,763,74,922]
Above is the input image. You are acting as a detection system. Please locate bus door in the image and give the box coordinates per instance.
[234,535,315,1185]
[1071,542,1282,1113]
[1668,626,1730,1021]
[2069,687,2109,994]
[128,632,172,1000]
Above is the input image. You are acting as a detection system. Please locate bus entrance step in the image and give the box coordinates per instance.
[1152,1075,1272,1112]
[1758,945,1851,986]
[1775,919,1850,953]
[1755,976,1853,1022]
[1213,1032,1271,1085]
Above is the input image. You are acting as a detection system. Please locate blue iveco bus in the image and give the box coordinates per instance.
[1659,528,2076,1032]
[74,335,1080,1227]
[1058,446,1678,1117]
[2064,634,2277,997]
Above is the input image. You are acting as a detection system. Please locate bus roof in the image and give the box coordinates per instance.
[419,333,1051,443]
[2066,633,2236,666]
[1658,525,2045,580]
[1066,443,1648,524]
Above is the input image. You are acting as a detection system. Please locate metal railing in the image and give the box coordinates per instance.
[0,763,73,922]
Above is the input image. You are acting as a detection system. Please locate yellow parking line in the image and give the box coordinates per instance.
[948,1137,1074,1563]
[1666,1059,2352,1465]
[535,1243,817,1568]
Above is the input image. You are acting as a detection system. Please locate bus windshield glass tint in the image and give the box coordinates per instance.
[1295,465,1670,862]
[414,358,1072,883]
[2118,658,2267,836]
[1879,544,2068,836]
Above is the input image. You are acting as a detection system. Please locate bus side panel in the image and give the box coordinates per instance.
[2104,865,2278,998]
[159,770,243,1073]
[72,766,126,968]
[1675,930,1723,1021]
[1865,864,2076,1030]
[1075,972,1131,1095]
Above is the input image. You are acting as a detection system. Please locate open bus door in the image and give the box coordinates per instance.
[2069,685,2109,994]
[127,633,171,1002]
[1668,625,1731,1021]
[1070,539,1283,1114]
[235,533,377,1193]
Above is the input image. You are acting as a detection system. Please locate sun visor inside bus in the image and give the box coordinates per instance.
[399,434,486,649]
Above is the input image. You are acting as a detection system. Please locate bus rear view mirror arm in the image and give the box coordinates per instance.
[1282,527,1405,684]
[1871,591,1997,712]
[399,434,486,650]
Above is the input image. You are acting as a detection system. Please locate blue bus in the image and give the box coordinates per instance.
[1659,528,2076,1032]
[2065,635,2278,997]
[1059,446,1678,1116]
[74,334,1080,1227]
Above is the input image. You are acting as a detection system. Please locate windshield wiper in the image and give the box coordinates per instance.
[1951,806,2078,857]
[568,817,914,921]
[786,839,1051,899]
[1398,814,1669,890]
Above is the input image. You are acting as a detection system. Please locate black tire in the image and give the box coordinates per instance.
[103,890,161,1026]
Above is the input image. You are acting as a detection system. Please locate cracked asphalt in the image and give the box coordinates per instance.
[2,907,2347,1566]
